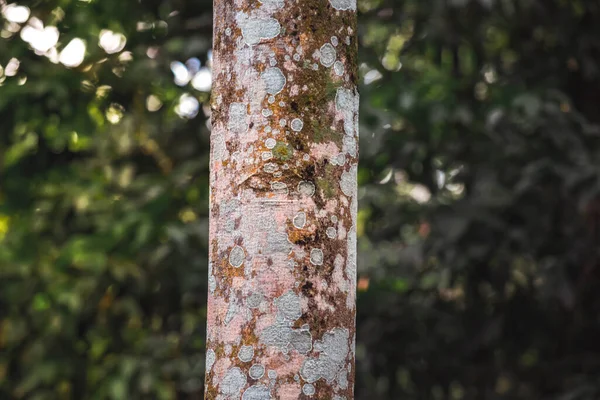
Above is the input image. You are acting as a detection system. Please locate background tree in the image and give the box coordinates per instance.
[1,0,600,399]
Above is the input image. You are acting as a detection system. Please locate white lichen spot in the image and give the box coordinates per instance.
[224,292,241,325]
[310,248,324,266]
[331,215,338,223]
[298,181,316,196]
[243,384,272,400]
[269,58,277,66]
[265,126,272,133]
[208,262,217,293]
[268,95,276,104]
[335,87,360,137]
[220,367,247,396]
[331,36,339,46]
[273,171,283,178]
[265,232,292,255]
[213,134,228,162]
[239,18,281,46]
[238,345,255,363]
[260,292,308,353]
[319,43,336,67]
[279,118,287,127]
[343,135,357,157]
[312,63,319,70]
[334,61,345,76]
[302,384,316,396]
[337,368,349,389]
[329,0,356,10]
[247,293,264,309]
[340,165,357,197]
[258,0,284,8]
[225,27,232,36]
[262,67,286,95]
[265,138,277,149]
[290,329,313,354]
[205,349,216,372]
[300,328,350,384]
[275,291,302,321]
[303,154,310,161]
[268,370,277,380]
[228,103,248,134]
[291,118,304,132]
[262,108,274,117]
[229,245,245,268]
[260,322,292,349]
[293,53,301,62]
[293,212,307,229]
[249,364,265,380]
[326,227,337,239]
[271,181,288,194]
[264,163,279,173]
[333,152,346,166]
[346,228,357,291]
[262,151,273,160]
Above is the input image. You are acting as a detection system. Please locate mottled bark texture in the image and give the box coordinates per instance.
[205,0,358,398]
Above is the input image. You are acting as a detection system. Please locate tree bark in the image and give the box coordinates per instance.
[205,0,358,398]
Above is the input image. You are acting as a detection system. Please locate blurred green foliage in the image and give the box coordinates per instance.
[1,0,600,399]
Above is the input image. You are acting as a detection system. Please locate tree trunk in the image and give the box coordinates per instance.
[205,0,358,397]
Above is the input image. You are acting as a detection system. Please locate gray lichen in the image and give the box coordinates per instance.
[239,18,281,46]
[246,293,264,309]
[270,181,289,195]
[319,43,337,67]
[275,291,302,321]
[265,138,277,149]
[228,103,248,134]
[329,0,356,10]
[258,0,284,8]
[334,61,345,76]
[265,232,292,254]
[340,165,357,197]
[310,248,324,266]
[302,383,316,396]
[238,345,255,362]
[206,348,216,372]
[220,367,247,396]
[229,245,246,268]
[291,118,304,132]
[335,87,359,137]
[249,364,265,380]
[261,67,286,95]
[300,328,350,385]
[298,181,316,196]
[290,329,313,354]
[293,212,307,229]
[242,384,272,400]
[326,227,337,239]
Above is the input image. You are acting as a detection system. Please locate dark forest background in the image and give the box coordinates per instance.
[1,0,600,398]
